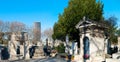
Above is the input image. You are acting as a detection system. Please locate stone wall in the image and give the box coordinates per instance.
[79,33,105,61]
[118,37,120,51]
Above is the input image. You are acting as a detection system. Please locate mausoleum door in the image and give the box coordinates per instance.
[107,39,111,54]
[83,37,90,59]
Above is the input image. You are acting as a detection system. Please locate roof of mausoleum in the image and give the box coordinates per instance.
[75,17,108,29]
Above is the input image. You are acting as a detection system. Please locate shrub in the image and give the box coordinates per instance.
[55,43,65,53]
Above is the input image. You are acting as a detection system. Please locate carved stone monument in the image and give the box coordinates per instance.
[75,17,109,62]
[8,32,30,60]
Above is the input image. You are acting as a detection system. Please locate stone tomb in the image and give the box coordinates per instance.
[75,17,109,62]
[8,32,30,60]
[8,32,45,60]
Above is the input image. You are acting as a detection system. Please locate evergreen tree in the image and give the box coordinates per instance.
[116,28,120,36]
[106,16,118,44]
[53,0,104,42]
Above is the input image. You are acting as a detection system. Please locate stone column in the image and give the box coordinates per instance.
[105,38,108,54]
[118,37,120,51]
[80,35,84,62]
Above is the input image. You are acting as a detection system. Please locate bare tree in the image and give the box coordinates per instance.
[42,28,53,41]
[0,20,4,32]
[4,21,11,32]
[0,20,5,44]
[26,26,34,42]
[10,21,26,32]
[32,22,41,44]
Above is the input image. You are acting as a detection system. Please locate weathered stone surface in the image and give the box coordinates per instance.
[8,32,30,60]
[112,52,120,59]
[106,58,120,62]
[75,19,109,62]
[118,37,120,51]
[33,46,44,58]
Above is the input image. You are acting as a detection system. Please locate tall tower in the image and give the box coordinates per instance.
[33,22,41,45]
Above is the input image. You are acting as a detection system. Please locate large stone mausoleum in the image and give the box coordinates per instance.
[75,17,109,62]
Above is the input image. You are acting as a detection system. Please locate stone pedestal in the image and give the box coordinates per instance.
[33,46,44,59]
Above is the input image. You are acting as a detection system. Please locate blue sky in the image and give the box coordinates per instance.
[0,0,120,32]
[102,0,120,27]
